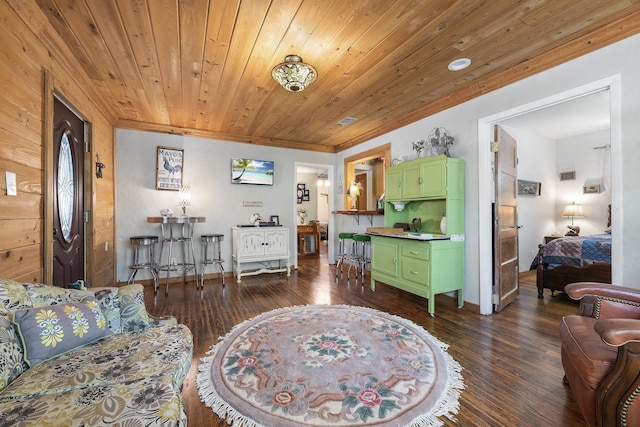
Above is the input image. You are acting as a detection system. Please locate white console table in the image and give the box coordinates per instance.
[231,226,291,282]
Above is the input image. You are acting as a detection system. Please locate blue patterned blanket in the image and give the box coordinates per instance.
[530,234,612,269]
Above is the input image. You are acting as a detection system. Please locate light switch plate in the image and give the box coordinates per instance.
[6,172,16,196]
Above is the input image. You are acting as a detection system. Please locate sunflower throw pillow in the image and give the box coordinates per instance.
[12,297,111,367]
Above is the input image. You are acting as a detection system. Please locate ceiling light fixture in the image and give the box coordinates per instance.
[272,55,317,92]
[338,117,357,126]
[448,58,471,71]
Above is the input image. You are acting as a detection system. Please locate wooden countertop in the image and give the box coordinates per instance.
[331,210,383,215]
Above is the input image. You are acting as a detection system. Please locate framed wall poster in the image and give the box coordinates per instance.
[231,158,274,185]
[583,184,601,194]
[156,146,184,190]
[517,179,541,196]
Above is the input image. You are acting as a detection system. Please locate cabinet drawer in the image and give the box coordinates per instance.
[401,258,429,286]
[402,244,429,260]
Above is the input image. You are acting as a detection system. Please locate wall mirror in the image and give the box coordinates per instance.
[343,143,391,210]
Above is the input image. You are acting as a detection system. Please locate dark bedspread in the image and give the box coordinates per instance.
[530,233,612,270]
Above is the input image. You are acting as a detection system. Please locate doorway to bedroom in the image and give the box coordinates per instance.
[478,77,619,315]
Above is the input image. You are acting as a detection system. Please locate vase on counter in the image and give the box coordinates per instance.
[440,213,447,234]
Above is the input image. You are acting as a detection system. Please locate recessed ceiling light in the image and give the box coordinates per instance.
[338,117,357,126]
[448,58,471,71]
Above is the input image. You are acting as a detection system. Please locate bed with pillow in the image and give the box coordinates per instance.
[533,227,612,298]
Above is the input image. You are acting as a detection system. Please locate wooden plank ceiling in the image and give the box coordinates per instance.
[33,0,640,152]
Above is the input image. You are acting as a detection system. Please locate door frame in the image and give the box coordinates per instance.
[44,77,93,284]
[477,76,622,315]
[293,162,335,269]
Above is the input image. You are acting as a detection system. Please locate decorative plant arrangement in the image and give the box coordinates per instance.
[426,127,454,157]
[411,139,425,157]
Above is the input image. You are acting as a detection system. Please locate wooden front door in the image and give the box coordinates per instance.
[493,125,520,312]
[52,98,85,287]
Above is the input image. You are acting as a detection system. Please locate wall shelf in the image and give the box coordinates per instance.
[332,210,383,225]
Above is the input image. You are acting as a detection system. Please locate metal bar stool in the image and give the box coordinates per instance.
[335,232,355,280]
[127,235,159,293]
[201,234,225,290]
[348,233,371,283]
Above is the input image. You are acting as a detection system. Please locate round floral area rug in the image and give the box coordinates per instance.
[197,305,464,426]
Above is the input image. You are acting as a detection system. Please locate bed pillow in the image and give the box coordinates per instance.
[118,284,151,331]
[94,288,122,334]
[604,226,612,234]
[12,297,111,367]
[0,305,27,391]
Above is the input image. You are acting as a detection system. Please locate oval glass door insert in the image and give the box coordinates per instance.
[58,132,74,242]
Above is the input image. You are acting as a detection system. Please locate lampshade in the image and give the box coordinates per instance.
[561,202,584,218]
[272,55,317,92]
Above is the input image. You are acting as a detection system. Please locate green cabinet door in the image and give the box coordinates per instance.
[401,163,421,199]
[418,161,446,198]
[385,166,403,201]
[371,238,399,277]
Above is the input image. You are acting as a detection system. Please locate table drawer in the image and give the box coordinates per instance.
[402,244,429,261]
[401,258,429,286]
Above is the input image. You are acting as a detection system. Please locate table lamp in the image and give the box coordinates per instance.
[561,202,584,236]
[178,185,191,216]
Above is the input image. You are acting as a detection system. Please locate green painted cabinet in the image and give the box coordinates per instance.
[385,155,461,202]
[371,236,464,316]
[371,154,465,316]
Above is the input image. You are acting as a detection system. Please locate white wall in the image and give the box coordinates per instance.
[555,129,611,236]
[115,130,333,282]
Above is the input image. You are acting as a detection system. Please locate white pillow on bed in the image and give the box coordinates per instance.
[604,226,612,234]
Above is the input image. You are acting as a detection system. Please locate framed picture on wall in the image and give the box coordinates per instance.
[517,179,541,196]
[156,146,183,190]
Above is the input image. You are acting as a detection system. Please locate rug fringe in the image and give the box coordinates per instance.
[197,358,267,427]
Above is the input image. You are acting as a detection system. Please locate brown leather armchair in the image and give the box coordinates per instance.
[560,282,640,426]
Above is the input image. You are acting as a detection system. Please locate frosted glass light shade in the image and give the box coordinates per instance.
[272,55,317,92]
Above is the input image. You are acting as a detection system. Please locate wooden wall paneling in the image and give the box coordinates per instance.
[0,158,42,195]
[0,219,41,252]
[0,0,117,286]
[0,245,41,278]
[89,120,115,286]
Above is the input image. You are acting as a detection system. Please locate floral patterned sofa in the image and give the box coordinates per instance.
[0,279,193,426]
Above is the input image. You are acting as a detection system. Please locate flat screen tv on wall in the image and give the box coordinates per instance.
[231,158,274,185]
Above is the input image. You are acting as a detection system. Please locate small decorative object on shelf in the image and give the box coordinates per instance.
[411,139,425,158]
[297,207,307,224]
[427,127,454,157]
[347,181,363,210]
[249,213,262,225]
[440,213,447,234]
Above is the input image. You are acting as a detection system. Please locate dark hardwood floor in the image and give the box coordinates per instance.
[144,243,585,426]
